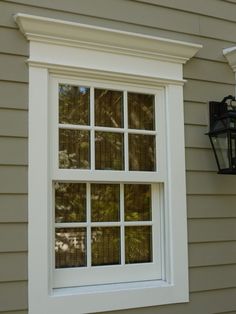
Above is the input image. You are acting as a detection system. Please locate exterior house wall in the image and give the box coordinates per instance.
[0,0,236,313]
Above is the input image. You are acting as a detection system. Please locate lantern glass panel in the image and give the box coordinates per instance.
[230,132,236,169]
[229,118,236,129]
[211,132,229,170]
[214,119,227,131]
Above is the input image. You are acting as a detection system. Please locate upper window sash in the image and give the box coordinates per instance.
[50,76,167,182]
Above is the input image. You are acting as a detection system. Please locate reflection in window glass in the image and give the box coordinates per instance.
[55,228,87,268]
[91,227,120,266]
[59,84,90,125]
[125,226,152,264]
[129,134,156,171]
[95,89,123,128]
[55,183,86,223]
[59,129,90,169]
[91,184,120,222]
[128,92,155,130]
[125,184,151,221]
[95,132,124,170]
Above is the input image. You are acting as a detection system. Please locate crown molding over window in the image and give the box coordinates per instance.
[15,13,201,65]
[224,46,236,72]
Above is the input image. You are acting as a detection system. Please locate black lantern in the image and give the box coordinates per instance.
[207,95,236,174]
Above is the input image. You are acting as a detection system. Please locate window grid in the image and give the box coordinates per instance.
[90,88,95,171]
[57,85,158,172]
[54,183,155,268]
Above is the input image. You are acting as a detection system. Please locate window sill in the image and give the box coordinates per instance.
[48,279,188,314]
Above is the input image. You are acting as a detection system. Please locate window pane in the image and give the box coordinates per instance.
[125,184,151,221]
[95,132,124,170]
[59,84,90,125]
[125,226,152,264]
[55,183,86,223]
[128,92,155,130]
[55,228,86,268]
[59,129,90,169]
[91,184,120,222]
[211,133,229,169]
[91,227,120,266]
[129,134,156,171]
[95,89,123,128]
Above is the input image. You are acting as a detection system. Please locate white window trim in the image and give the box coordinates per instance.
[224,46,236,96]
[15,13,202,314]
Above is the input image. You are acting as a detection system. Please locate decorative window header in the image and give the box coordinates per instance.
[224,46,236,72]
[15,13,201,65]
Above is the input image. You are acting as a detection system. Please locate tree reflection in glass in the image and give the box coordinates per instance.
[95,132,124,170]
[95,89,123,128]
[128,92,155,130]
[125,226,152,264]
[55,228,86,268]
[59,129,90,169]
[129,134,156,171]
[91,184,120,222]
[91,227,120,266]
[59,84,90,125]
[125,184,151,221]
[55,183,86,223]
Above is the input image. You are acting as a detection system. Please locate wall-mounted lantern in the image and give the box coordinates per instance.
[207,95,236,174]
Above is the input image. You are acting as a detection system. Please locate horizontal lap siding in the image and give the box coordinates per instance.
[1,0,236,313]
[0,2,29,313]
[189,242,236,266]
[0,312,28,314]
[0,281,28,312]
[100,289,236,314]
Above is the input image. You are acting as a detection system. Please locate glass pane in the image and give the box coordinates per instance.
[129,134,156,171]
[128,92,155,130]
[59,129,90,169]
[231,133,236,169]
[55,183,86,223]
[95,89,123,128]
[59,84,90,125]
[91,184,120,222]
[125,226,152,264]
[95,132,124,170]
[55,228,86,268]
[91,227,120,266]
[211,133,229,169]
[125,184,151,221]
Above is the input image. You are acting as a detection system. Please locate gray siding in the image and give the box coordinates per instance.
[0,0,236,313]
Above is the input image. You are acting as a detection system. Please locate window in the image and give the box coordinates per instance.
[15,13,202,314]
[52,79,163,288]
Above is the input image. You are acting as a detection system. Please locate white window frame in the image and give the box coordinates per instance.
[51,76,164,288]
[15,13,202,314]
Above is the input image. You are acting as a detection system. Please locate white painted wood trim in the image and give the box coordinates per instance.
[16,12,202,314]
[224,46,236,72]
[15,13,201,64]
[223,47,236,94]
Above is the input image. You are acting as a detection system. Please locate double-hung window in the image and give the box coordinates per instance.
[15,13,201,314]
[52,78,164,288]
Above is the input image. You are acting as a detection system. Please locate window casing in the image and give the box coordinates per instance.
[15,13,202,314]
